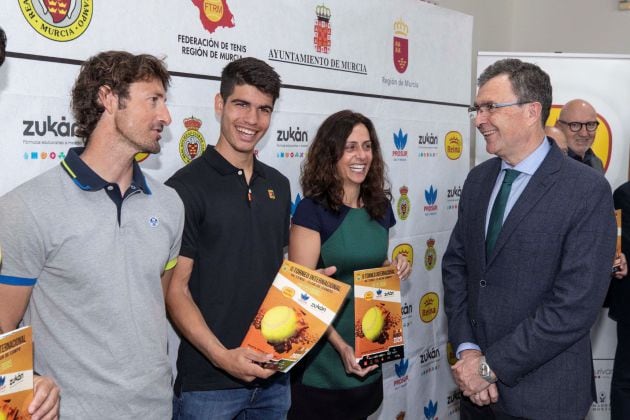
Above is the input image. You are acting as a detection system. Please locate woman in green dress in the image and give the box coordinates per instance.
[288,110,410,420]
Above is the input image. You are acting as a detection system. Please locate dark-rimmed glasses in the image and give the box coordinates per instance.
[557,120,599,132]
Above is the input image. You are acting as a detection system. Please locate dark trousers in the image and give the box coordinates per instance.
[612,321,630,420]
[460,397,528,420]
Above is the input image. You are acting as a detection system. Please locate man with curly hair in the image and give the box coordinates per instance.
[0,50,184,418]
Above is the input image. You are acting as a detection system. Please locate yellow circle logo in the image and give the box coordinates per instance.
[446,342,458,366]
[419,292,439,323]
[444,131,463,160]
[204,0,224,22]
[20,0,93,42]
[282,287,295,299]
[135,153,149,163]
[392,243,413,268]
[364,291,374,301]
[546,105,612,171]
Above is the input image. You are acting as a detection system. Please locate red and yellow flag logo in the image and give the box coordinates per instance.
[192,0,235,33]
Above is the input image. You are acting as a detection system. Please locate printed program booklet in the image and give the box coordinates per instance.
[354,266,405,367]
[241,260,350,372]
[0,325,33,420]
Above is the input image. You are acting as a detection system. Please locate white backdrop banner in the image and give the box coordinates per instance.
[0,1,473,418]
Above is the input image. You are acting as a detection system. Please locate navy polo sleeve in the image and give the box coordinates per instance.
[292,197,322,233]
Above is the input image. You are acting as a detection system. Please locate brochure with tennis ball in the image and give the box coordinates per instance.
[0,326,33,420]
[241,260,350,372]
[354,266,404,367]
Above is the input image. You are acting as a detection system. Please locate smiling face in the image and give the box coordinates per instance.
[557,99,598,158]
[113,78,172,154]
[215,83,274,160]
[336,123,373,193]
[474,74,533,164]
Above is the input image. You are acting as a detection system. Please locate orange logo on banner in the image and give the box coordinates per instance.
[546,105,612,171]
[192,0,235,33]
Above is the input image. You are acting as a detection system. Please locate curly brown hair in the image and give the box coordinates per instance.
[71,51,170,144]
[301,110,391,219]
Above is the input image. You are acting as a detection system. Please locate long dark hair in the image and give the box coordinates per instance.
[301,110,391,219]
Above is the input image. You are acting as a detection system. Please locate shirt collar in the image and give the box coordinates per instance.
[501,137,551,175]
[60,147,151,194]
[567,147,595,164]
[202,145,267,178]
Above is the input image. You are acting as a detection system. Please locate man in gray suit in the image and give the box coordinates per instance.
[443,58,617,419]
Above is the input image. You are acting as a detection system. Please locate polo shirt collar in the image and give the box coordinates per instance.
[60,147,152,194]
[202,145,267,179]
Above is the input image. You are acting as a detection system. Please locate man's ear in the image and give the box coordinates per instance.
[97,85,117,113]
[214,93,224,117]
[528,101,543,127]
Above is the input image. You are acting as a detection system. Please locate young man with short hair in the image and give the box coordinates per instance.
[166,57,292,419]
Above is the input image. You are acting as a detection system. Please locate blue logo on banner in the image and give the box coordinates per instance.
[394,128,408,150]
[425,185,437,205]
[424,400,438,419]
[291,193,302,216]
[395,358,409,377]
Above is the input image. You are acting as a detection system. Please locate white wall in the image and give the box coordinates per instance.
[440,0,630,54]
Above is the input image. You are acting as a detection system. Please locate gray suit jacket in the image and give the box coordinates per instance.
[442,140,616,419]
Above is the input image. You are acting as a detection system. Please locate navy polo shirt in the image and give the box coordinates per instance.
[166,146,291,391]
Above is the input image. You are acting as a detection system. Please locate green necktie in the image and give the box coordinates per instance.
[486,169,521,256]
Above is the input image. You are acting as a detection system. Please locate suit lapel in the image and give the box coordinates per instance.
[486,144,563,265]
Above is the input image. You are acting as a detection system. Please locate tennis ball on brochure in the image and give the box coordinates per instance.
[261,305,298,344]
[362,306,385,342]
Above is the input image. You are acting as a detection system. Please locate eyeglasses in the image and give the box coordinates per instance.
[557,120,599,132]
[468,101,531,119]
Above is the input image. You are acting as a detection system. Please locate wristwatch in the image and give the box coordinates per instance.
[478,356,497,383]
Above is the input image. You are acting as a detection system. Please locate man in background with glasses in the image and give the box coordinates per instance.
[443,58,617,419]
[556,99,603,172]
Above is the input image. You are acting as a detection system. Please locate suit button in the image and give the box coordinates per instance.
[480,279,487,287]
[471,319,477,327]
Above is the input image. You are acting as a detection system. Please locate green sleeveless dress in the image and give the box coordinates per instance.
[289,198,394,419]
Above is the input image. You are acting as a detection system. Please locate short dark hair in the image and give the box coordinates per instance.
[220,57,281,103]
[0,27,6,67]
[301,110,391,220]
[478,58,552,126]
[71,51,170,143]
